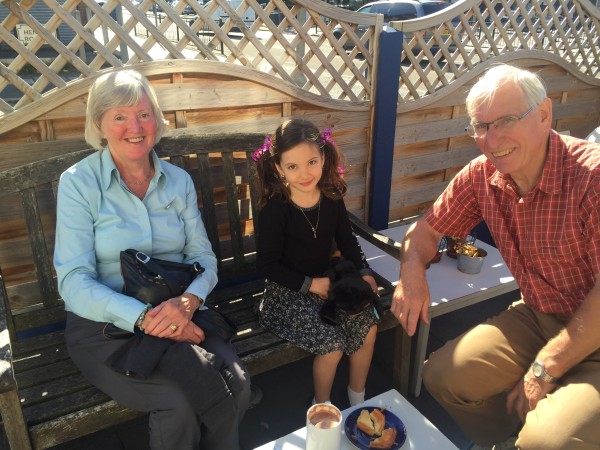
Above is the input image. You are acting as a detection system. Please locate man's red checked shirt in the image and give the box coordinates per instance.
[425,131,600,319]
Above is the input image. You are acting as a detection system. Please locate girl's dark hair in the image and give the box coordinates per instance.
[254,118,347,207]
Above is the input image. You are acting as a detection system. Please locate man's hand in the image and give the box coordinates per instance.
[506,369,557,422]
[391,271,430,336]
[391,220,441,336]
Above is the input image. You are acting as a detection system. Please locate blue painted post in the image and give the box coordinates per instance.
[368,27,403,230]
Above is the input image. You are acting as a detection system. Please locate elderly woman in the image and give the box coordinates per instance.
[54,70,250,450]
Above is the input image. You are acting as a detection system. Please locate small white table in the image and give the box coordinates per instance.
[356,225,518,396]
[253,389,459,449]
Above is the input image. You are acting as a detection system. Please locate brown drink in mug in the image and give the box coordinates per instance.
[306,403,342,449]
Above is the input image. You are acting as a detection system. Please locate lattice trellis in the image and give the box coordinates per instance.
[0,0,383,114]
[394,0,600,102]
[0,0,598,114]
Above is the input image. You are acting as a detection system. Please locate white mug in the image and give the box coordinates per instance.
[305,403,342,450]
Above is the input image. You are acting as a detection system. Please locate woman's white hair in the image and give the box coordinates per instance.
[85,69,169,150]
[466,64,547,116]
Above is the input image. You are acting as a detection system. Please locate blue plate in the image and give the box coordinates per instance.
[344,406,407,449]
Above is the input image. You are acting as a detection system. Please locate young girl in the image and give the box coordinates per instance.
[253,118,379,406]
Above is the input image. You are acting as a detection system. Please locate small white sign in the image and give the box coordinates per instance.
[15,24,55,45]
[15,24,37,44]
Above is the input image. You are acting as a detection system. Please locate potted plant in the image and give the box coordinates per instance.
[455,242,488,274]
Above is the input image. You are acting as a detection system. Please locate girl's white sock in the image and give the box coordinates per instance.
[347,386,365,406]
[312,397,332,405]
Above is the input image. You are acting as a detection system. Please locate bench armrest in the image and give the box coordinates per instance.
[348,212,402,259]
[0,272,17,394]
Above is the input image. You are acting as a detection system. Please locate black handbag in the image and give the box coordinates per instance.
[103,249,237,341]
[120,249,205,307]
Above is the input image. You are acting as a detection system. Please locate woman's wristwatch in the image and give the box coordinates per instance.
[135,304,152,331]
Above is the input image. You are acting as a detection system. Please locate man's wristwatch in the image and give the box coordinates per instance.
[530,360,558,384]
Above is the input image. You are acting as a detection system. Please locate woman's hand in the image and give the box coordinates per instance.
[141,292,202,341]
[172,321,205,344]
[309,277,331,300]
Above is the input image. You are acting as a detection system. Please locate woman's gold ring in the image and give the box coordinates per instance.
[169,324,178,332]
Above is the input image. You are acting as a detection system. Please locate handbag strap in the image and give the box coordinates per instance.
[134,251,203,297]
[203,303,238,331]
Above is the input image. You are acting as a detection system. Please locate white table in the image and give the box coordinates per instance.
[356,225,518,396]
[254,389,459,449]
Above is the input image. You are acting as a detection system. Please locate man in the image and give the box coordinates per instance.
[391,64,599,449]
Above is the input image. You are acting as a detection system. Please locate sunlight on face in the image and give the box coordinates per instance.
[277,141,323,199]
[100,93,157,164]
[470,83,549,183]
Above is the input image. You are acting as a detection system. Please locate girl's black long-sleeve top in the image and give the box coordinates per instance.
[256,195,372,293]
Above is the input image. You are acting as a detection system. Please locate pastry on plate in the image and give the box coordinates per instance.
[369,427,397,449]
[357,409,376,436]
[370,408,385,436]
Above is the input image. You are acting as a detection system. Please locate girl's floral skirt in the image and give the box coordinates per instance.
[256,279,379,355]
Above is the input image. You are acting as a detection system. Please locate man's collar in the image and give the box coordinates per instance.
[536,130,564,195]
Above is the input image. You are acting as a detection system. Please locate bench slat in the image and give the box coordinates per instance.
[28,400,143,450]
[153,130,265,156]
[12,304,66,337]
[19,373,92,409]
[222,151,246,271]
[23,387,112,426]
[20,188,59,307]
[247,151,261,234]
[207,277,265,302]
[12,339,71,372]
[196,152,221,263]
[10,330,66,357]
[15,357,80,391]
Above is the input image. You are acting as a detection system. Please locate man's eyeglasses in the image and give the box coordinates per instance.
[465,104,537,138]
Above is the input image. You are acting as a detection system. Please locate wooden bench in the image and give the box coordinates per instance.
[0,129,406,449]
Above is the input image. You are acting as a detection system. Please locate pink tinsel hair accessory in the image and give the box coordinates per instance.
[321,128,336,146]
[252,135,272,162]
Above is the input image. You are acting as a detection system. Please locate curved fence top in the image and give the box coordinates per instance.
[0,0,383,114]
[0,0,598,117]
[391,0,599,102]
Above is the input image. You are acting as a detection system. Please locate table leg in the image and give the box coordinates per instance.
[392,326,411,397]
[410,320,430,397]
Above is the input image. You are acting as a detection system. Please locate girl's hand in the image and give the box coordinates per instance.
[309,277,330,300]
[362,274,378,294]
